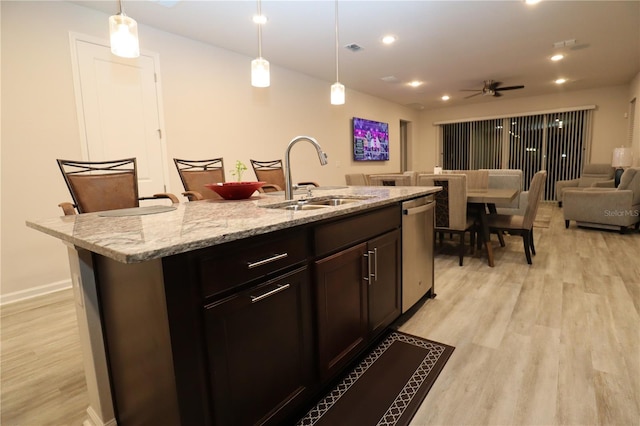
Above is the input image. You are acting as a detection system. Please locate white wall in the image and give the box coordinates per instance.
[413,85,631,172]
[0,1,420,301]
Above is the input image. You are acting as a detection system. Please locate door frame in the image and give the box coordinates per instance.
[68,32,172,193]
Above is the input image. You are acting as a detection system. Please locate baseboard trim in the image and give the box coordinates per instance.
[0,279,72,306]
[85,406,117,426]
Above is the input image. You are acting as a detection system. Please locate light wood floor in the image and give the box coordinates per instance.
[1,289,88,425]
[1,204,638,425]
[403,203,640,426]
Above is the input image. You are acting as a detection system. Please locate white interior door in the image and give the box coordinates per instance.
[72,37,167,197]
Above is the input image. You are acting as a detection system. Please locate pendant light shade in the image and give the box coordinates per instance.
[251,57,270,87]
[109,0,139,58]
[331,82,345,105]
[331,0,345,105]
[251,0,270,87]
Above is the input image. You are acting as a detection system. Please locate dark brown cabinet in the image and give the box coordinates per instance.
[314,229,401,381]
[314,243,369,380]
[204,267,314,426]
[88,203,407,426]
[366,229,401,336]
[313,206,402,381]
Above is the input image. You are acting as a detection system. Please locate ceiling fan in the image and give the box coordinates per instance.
[462,80,525,99]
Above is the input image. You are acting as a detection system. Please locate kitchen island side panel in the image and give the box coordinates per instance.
[94,254,184,425]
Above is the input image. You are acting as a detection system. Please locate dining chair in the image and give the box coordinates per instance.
[368,174,413,186]
[486,170,547,264]
[250,159,319,192]
[417,173,476,266]
[174,158,225,201]
[345,173,368,185]
[57,158,178,215]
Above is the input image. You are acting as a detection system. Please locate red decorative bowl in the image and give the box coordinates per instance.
[204,182,266,200]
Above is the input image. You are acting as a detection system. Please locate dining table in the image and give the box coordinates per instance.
[467,188,519,267]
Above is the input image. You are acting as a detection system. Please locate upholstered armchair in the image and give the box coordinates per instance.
[555,163,615,207]
[563,167,640,233]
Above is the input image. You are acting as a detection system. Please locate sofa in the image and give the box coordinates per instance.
[563,167,640,233]
[555,163,615,207]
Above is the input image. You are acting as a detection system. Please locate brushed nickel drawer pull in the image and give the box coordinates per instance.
[247,253,288,269]
[364,251,372,283]
[250,283,290,303]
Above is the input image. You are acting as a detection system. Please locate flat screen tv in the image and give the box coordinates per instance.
[352,117,389,161]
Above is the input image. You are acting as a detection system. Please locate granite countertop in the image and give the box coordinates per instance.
[26,186,439,263]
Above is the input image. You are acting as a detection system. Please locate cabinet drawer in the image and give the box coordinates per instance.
[204,267,314,426]
[198,229,309,298]
[314,205,401,257]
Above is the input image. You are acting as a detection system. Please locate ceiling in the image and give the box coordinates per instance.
[73,0,640,110]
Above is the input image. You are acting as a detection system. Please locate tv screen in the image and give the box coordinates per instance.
[352,117,389,161]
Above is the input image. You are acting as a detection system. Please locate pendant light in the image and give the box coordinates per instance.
[109,0,140,58]
[251,0,270,87]
[331,0,345,105]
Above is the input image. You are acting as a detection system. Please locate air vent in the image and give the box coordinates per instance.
[380,76,399,83]
[553,39,576,48]
[344,43,364,52]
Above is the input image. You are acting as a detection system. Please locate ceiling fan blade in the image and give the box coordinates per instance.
[493,91,503,97]
[464,92,482,99]
[489,81,502,90]
[461,89,481,92]
[495,85,525,91]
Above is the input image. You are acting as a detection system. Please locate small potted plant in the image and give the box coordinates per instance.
[204,160,265,199]
[230,160,248,182]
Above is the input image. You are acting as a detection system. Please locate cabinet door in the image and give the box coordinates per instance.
[367,229,401,336]
[204,267,313,426]
[314,243,369,381]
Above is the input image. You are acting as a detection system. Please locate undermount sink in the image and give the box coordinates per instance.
[306,198,362,206]
[261,195,373,211]
[280,204,328,211]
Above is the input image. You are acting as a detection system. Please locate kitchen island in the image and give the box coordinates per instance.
[27,186,440,426]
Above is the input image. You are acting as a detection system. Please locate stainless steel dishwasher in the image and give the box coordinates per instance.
[401,195,435,313]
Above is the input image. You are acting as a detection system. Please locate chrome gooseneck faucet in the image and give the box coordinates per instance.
[284,136,329,200]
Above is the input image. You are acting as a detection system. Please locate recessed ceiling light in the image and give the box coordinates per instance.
[525,0,541,4]
[550,54,564,61]
[382,35,397,45]
[441,95,450,101]
[555,78,567,84]
[253,14,267,24]
[408,81,423,88]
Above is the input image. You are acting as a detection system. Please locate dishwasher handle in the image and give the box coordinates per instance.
[403,202,433,216]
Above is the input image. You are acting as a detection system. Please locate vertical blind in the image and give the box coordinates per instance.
[440,108,593,200]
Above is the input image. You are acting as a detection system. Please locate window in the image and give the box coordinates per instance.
[439,108,593,200]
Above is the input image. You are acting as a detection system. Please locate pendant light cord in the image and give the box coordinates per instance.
[257,0,263,58]
[117,0,124,15]
[334,0,339,82]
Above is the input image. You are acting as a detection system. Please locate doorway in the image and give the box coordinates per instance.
[70,34,170,196]
[400,120,410,172]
